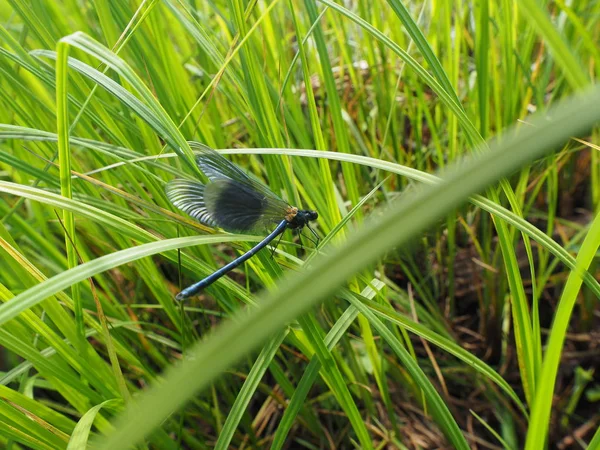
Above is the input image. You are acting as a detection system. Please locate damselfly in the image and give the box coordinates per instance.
[166,144,318,300]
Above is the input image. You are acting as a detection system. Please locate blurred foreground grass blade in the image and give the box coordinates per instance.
[525,209,600,449]
[97,87,600,449]
[228,148,600,299]
[317,0,537,403]
[271,281,384,450]
[214,330,288,450]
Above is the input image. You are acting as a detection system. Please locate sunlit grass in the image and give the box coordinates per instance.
[0,1,599,449]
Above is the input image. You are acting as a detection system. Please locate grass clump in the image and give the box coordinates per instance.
[0,1,599,449]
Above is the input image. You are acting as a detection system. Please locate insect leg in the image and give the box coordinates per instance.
[305,224,320,248]
[297,228,304,251]
[270,228,285,259]
[300,230,315,246]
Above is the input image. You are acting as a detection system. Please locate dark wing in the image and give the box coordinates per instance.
[166,178,290,233]
[189,142,286,203]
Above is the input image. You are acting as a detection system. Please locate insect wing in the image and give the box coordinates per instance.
[189,142,250,182]
[166,178,290,233]
[165,179,218,228]
[204,180,286,232]
[189,142,287,205]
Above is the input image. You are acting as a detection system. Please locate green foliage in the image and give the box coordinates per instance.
[0,1,598,448]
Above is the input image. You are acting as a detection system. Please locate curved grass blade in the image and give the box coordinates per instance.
[0,385,75,434]
[271,281,384,450]
[309,1,541,400]
[0,180,255,305]
[352,293,526,417]
[214,330,288,450]
[96,86,600,450]
[67,399,122,450]
[383,0,461,106]
[341,290,469,449]
[525,209,600,449]
[0,235,257,328]
[226,148,600,299]
[38,31,196,167]
[297,312,374,448]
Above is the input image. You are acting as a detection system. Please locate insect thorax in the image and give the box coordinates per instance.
[285,206,299,222]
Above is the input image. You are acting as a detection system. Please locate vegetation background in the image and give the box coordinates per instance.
[0,0,599,449]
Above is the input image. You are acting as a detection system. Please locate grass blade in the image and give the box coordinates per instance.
[96,86,600,449]
[525,209,600,448]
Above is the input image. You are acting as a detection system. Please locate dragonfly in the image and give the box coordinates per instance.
[166,145,319,300]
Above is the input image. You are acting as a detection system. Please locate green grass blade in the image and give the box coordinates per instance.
[297,313,373,448]
[383,0,461,106]
[317,0,483,147]
[51,32,195,166]
[525,209,600,449]
[96,86,600,450]
[66,399,122,450]
[224,148,600,300]
[342,290,469,449]
[0,235,254,328]
[56,40,85,351]
[214,330,287,450]
[517,0,589,89]
[304,0,361,209]
[270,281,384,450]
[354,293,526,416]
[588,425,600,450]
